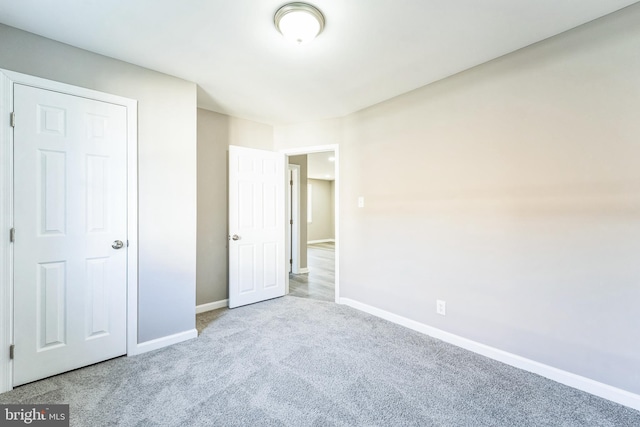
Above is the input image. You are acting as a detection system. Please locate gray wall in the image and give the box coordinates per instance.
[288,155,308,270]
[196,109,275,305]
[275,6,640,394]
[308,179,335,242]
[0,24,197,343]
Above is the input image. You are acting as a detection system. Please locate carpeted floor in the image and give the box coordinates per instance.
[1,296,639,426]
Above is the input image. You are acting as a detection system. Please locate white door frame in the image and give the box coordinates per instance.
[281,145,339,303]
[0,69,138,393]
[288,164,301,278]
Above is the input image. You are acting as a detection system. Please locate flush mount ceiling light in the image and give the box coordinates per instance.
[274,2,325,44]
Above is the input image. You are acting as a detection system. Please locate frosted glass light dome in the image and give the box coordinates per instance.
[274,3,325,44]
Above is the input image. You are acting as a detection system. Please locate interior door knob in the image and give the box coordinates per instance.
[112,240,124,249]
[231,234,240,241]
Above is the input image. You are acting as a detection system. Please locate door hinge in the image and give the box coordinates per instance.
[290,259,292,265]
[9,345,14,360]
[290,180,293,186]
[9,112,15,128]
[290,219,293,225]
[9,228,15,243]
[126,240,129,247]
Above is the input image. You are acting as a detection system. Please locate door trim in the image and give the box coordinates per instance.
[288,164,301,276]
[0,69,139,392]
[281,145,339,303]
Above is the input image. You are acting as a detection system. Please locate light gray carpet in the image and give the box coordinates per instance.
[1,296,639,426]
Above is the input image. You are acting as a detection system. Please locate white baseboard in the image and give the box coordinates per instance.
[308,239,335,244]
[196,299,228,314]
[339,297,640,412]
[297,268,310,274]
[128,328,198,356]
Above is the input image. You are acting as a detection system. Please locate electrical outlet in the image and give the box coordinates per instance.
[358,196,365,208]
[436,300,446,316]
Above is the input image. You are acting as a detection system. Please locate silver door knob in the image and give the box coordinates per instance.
[231,234,240,241]
[112,240,124,249]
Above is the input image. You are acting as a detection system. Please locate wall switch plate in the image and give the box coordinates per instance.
[436,300,446,316]
[358,196,365,208]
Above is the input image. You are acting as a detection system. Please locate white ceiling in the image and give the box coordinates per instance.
[307,152,335,181]
[0,1,637,125]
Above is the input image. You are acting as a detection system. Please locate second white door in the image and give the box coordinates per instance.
[228,145,286,308]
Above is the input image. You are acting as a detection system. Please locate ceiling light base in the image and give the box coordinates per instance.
[274,2,325,44]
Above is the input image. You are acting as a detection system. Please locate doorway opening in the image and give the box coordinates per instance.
[283,145,339,303]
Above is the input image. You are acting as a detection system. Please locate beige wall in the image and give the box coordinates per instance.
[308,179,335,242]
[335,6,640,394]
[196,109,275,305]
[0,24,197,343]
[274,118,342,151]
[271,5,640,395]
[196,110,229,305]
[228,116,274,151]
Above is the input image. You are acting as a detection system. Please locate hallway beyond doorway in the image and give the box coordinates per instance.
[289,242,335,302]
